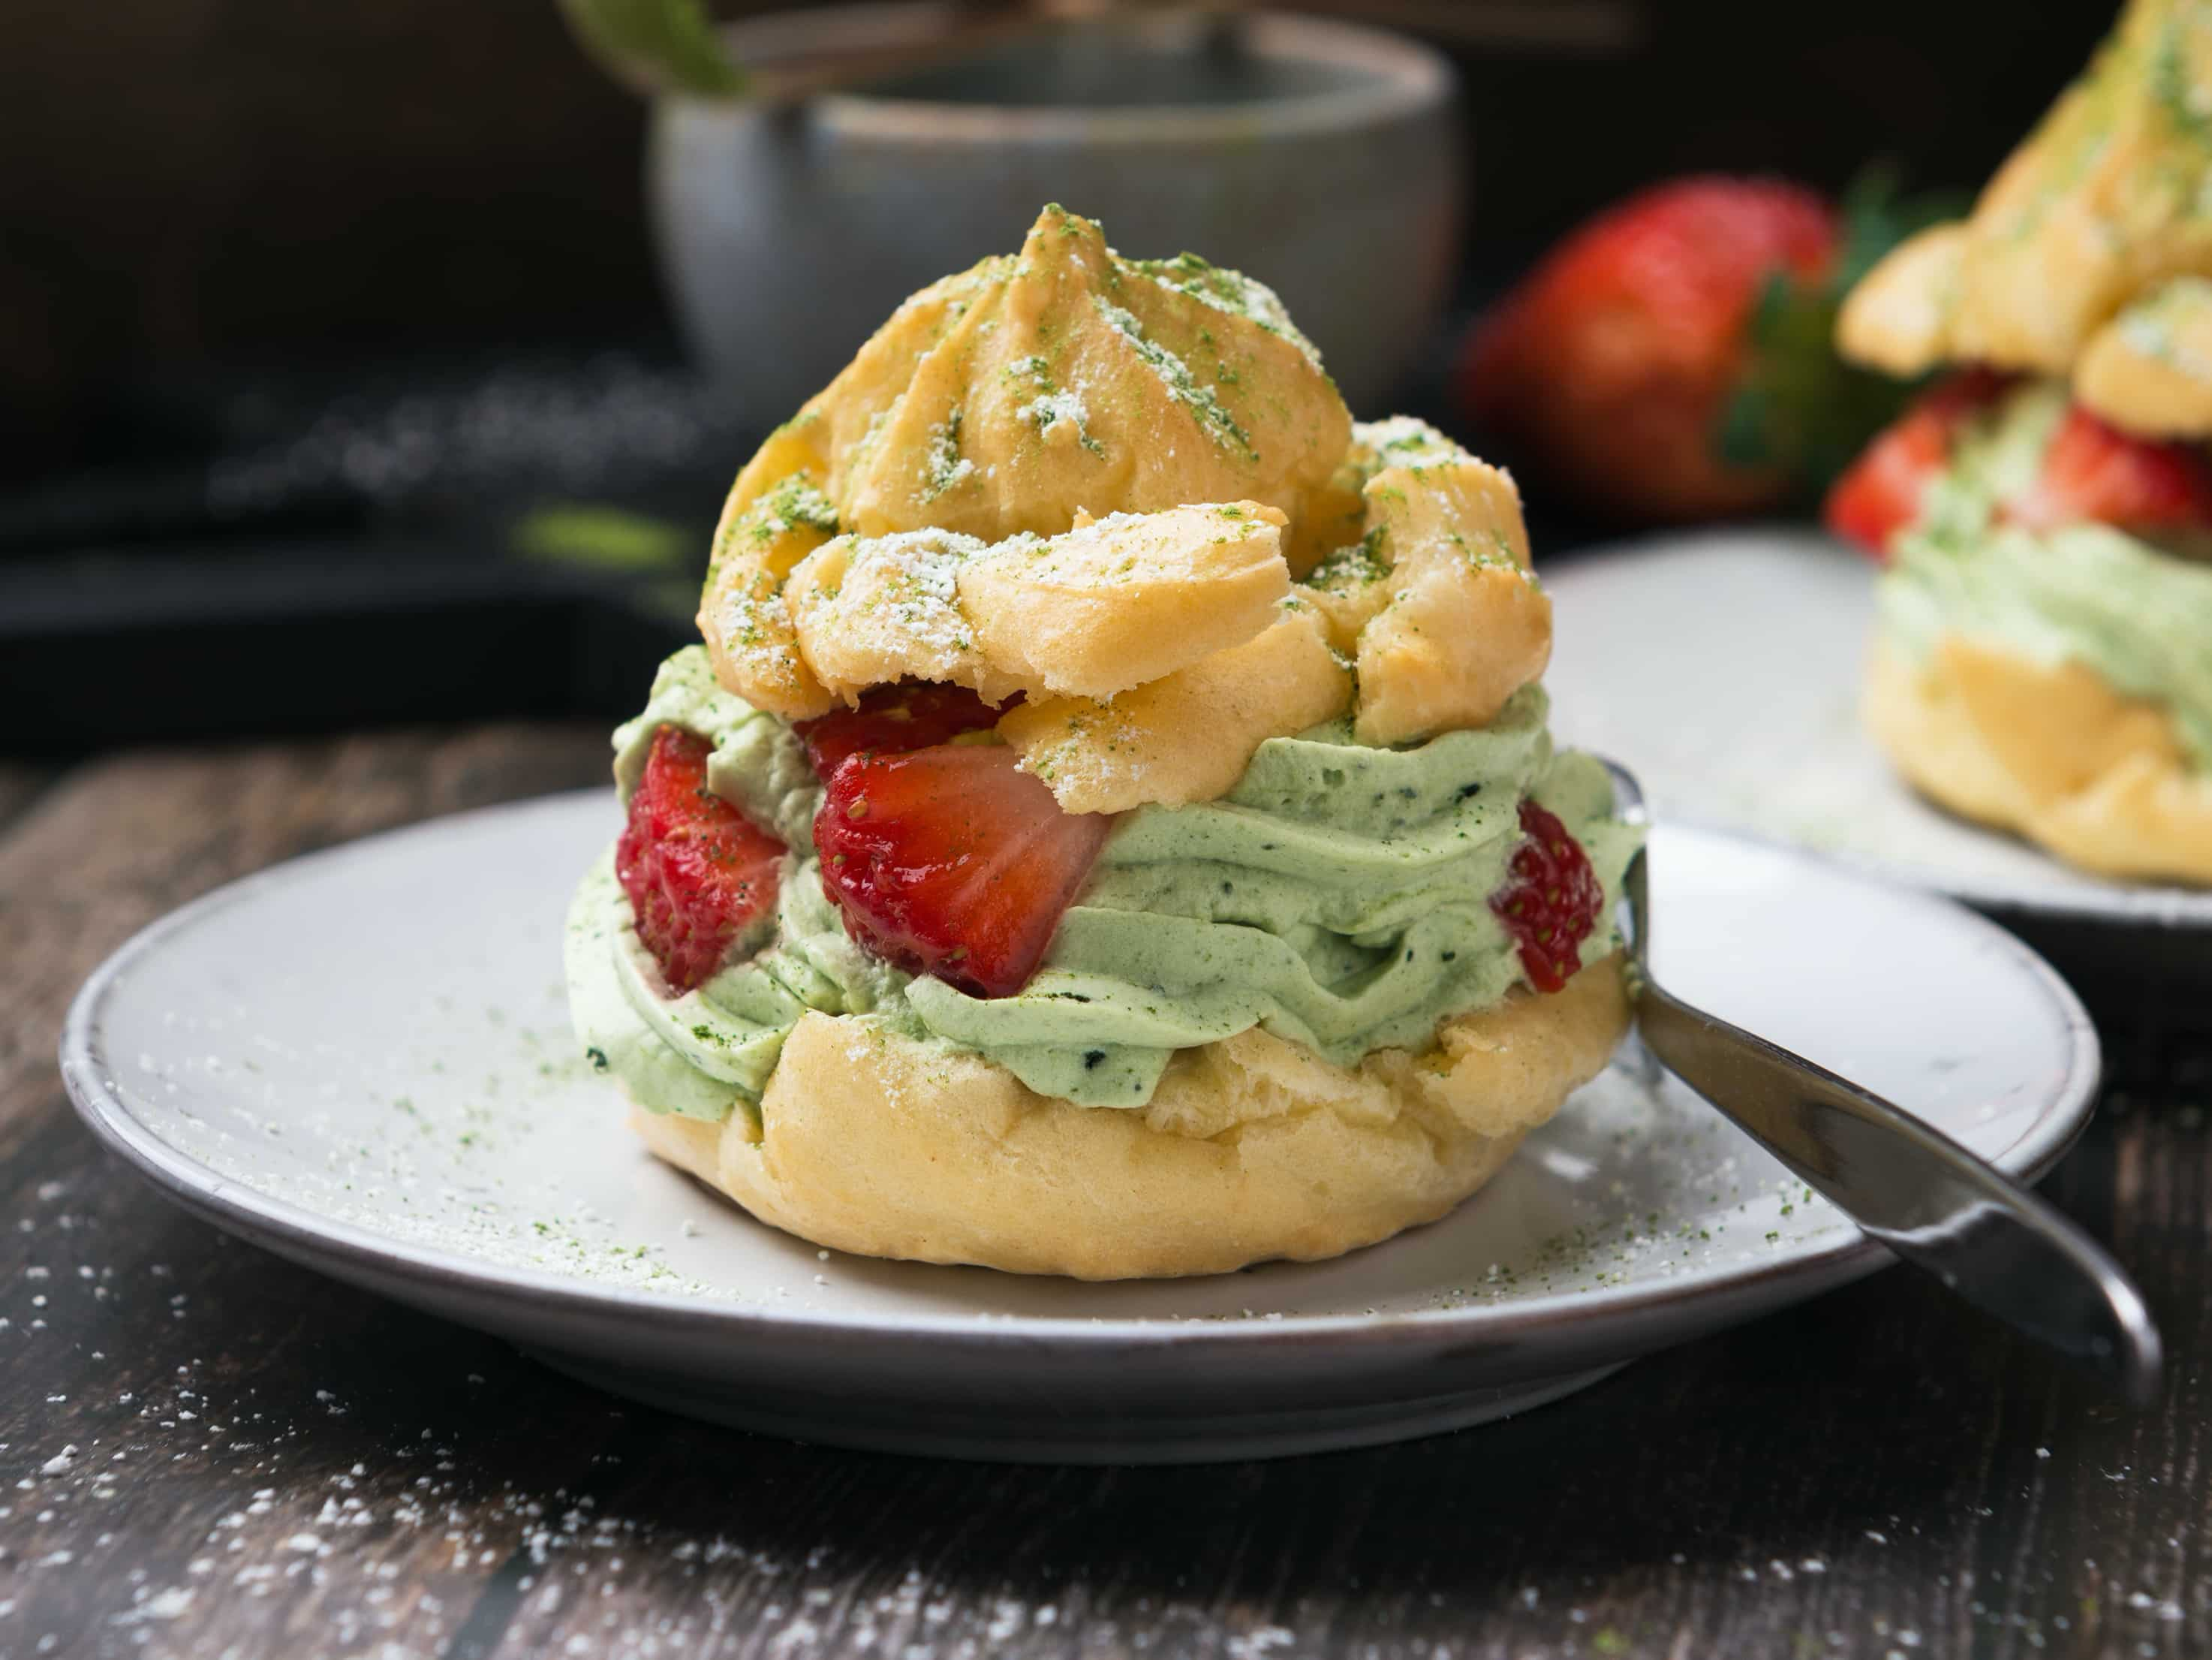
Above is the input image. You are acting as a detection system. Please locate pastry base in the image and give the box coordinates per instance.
[630,954,1631,1280]
[1865,634,2212,886]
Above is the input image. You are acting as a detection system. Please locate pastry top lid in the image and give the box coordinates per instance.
[725,204,1354,542]
[696,207,1548,776]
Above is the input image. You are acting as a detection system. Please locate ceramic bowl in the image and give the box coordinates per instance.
[650,3,1461,422]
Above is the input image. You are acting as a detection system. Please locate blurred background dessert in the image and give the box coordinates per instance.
[1819,0,2212,886]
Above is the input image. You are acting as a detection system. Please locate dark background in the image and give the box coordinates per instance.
[0,0,2119,749]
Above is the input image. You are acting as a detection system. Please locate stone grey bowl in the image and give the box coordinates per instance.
[650,4,1461,425]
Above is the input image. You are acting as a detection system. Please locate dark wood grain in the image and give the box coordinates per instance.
[2,728,2207,1660]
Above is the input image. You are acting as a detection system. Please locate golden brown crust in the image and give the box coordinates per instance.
[1834,221,1965,380]
[1341,454,1549,748]
[2074,278,2212,436]
[696,458,840,721]
[996,604,1352,814]
[1866,634,2212,885]
[630,954,1631,1279]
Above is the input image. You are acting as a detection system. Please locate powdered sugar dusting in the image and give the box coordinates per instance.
[1094,297,1255,459]
[816,529,992,676]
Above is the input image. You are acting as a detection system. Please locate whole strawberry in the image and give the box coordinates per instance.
[1459,174,1933,524]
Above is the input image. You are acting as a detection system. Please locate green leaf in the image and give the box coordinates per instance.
[1833,161,1971,290]
[510,503,691,571]
[1714,164,1970,496]
[555,0,747,99]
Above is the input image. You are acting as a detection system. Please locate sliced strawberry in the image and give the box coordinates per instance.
[814,742,1109,999]
[1823,369,2011,559]
[1822,400,1952,559]
[1489,800,1606,995]
[2003,404,2212,535]
[1917,367,2018,423]
[793,682,1010,779]
[616,726,785,994]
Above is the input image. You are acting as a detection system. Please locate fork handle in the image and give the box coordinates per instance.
[1636,978,2162,1404]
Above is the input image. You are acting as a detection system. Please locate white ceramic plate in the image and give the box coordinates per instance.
[62,792,2097,1463]
[1543,529,2212,947]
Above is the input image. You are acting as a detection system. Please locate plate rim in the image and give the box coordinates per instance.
[59,791,2104,1357]
[1543,527,2212,930]
[1663,806,2211,929]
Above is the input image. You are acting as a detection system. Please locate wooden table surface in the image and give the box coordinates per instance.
[3,727,2208,1660]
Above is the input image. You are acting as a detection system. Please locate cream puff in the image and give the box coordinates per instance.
[566,206,1642,1277]
[1828,0,2212,884]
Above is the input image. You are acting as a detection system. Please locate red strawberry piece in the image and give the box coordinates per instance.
[1822,397,1952,559]
[1459,176,1839,522]
[1489,799,1606,995]
[793,682,1010,779]
[814,741,1109,999]
[1824,369,2012,560]
[2003,403,2212,535]
[616,726,785,995]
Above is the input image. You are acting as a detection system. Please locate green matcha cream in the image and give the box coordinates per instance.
[567,646,1642,1123]
[1878,381,2212,770]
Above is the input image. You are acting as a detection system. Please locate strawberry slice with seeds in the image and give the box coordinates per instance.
[1824,369,2010,559]
[814,741,1109,999]
[1489,799,1606,995]
[2003,403,2212,535]
[616,726,786,994]
[793,682,1011,779]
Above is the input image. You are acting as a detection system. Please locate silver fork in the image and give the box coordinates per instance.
[1605,762,2161,1405]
